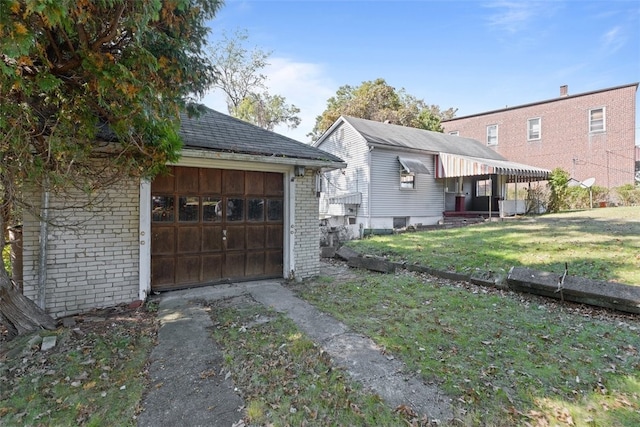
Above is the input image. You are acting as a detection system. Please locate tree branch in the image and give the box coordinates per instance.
[91,3,127,51]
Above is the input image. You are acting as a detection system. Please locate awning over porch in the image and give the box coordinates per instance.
[435,153,550,181]
[398,156,431,174]
[328,192,362,205]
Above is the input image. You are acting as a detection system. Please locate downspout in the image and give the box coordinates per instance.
[367,146,373,229]
[38,185,49,310]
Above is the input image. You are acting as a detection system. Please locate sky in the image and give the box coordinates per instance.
[200,0,640,145]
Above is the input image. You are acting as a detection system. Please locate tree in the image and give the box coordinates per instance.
[0,0,222,337]
[236,93,301,131]
[308,78,457,141]
[208,29,301,130]
[547,168,571,213]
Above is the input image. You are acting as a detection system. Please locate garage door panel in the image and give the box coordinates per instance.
[152,167,284,291]
[176,167,199,193]
[177,226,201,253]
[200,168,221,193]
[176,256,201,284]
[265,172,283,196]
[266,225,283,249]
[152,227,175,255]
[265,250,283,275]
[224,252,245,278]
[152,257,175,286]
[153,172,175,193]
[246,251,265,276]
[202,226,223,251]
[202,255,222,281]
[223,170,245,194]
[246,171,264,195]
[225,225,245,250]
[246,225,265,249]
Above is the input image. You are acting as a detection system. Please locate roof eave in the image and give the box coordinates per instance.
[179,148,346,170]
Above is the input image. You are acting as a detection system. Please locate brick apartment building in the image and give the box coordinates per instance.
[442,83,638,190]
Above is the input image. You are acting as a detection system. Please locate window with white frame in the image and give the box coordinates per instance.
[589,107,605,132]
[527,117,541,140]
[448,131,459,136]
[486,124,498,145]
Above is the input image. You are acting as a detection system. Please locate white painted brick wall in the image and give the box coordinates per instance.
[22,179,140,318]
[294,170,321,279]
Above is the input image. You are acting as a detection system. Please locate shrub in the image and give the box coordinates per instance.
[616,184,640,206]
[547,168,570,213]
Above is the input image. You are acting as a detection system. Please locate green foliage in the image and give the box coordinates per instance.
[308,78,457,141]
[547,167,570,213]
[208,29,301,130]
[0,0,222,207]
[236,93,301,131]
[616,184,640,206]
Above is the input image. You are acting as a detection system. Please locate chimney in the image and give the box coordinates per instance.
[560,85,568,97]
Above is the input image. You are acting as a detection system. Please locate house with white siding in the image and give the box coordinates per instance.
[314,116,550,238]
[21,108,345,318]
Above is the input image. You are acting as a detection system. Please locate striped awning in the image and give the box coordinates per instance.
[328,192,362,205]
[436,153,550,180]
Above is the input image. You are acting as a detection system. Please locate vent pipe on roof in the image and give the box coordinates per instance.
[560,85,568,97]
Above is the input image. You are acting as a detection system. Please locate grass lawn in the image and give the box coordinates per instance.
[0,306,157,426]
[344,206,640,286]
[294,268,640,426]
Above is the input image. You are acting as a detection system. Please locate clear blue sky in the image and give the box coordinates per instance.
[201,0,640,144]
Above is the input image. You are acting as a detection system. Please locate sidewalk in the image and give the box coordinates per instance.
[137,274,453,426]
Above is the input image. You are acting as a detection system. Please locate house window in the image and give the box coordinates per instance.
[527,117,541,140]
[400,172,415,189]
[393,217,408,229]
[589,107,605,132]
[448,131,459,136]
[486,125,498,146]
[476,179,492,197]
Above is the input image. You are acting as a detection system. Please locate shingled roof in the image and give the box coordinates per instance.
[179,108,344,164]
[337,116,506,160]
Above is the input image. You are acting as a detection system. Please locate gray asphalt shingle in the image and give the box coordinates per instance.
[341,116,507,160]
[179,108,344,164]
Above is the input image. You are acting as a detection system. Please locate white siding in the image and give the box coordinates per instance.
[369,148,444,227]
[23,179,140,318]
[316,124,370,218]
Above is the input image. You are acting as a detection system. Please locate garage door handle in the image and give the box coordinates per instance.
[222,229,227,240]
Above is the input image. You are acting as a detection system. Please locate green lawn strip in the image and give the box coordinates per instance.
[1,317,156,426]
[295,273,640,426]
[209,301,422,426]
[346,207,640,285]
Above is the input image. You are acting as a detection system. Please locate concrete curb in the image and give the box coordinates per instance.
[336,249,640,315]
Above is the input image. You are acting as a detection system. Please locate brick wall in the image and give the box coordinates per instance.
[22,179,140,318]
[293,169,320,280]
[443,84,638,189]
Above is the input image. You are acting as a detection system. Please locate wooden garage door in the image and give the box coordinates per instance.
[151,166,284,291]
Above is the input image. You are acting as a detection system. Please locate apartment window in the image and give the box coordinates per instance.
[448,131,459,136]
[589,107,605,132]
[527,117,541,140]
[400,172,415,189]
[486,124,498,146]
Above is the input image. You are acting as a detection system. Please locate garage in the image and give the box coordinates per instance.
[151,166,284,291]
